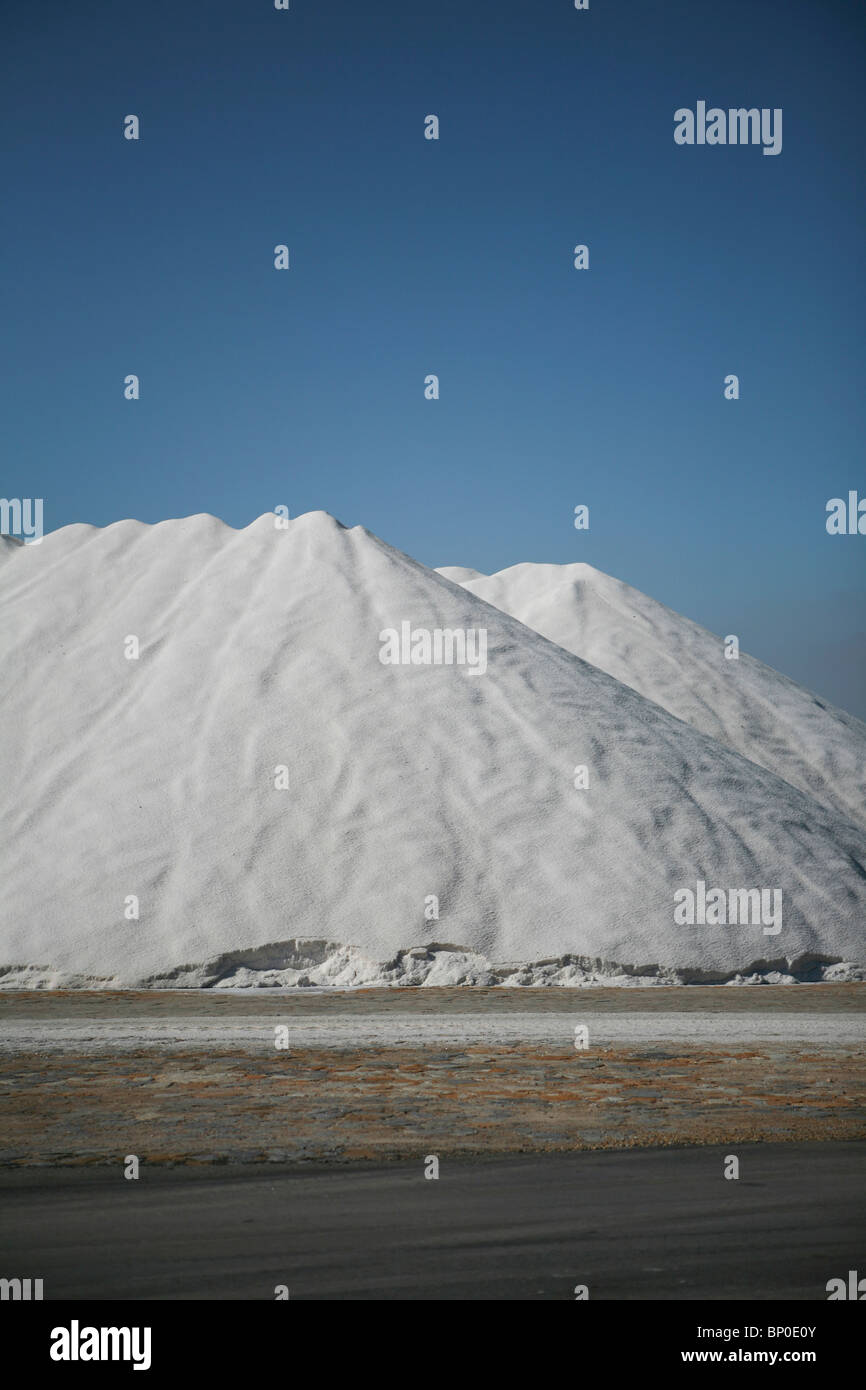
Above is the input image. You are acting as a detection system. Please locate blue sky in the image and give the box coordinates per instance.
[3,0,865,714]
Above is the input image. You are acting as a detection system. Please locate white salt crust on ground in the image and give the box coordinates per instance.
[1,1012,863,1054]
[1,512,865,989]
[437,561,866,830]
[2,947,864,992]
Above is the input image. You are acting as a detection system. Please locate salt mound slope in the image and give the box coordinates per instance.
[1,512,864,988]
[438,561,866,831]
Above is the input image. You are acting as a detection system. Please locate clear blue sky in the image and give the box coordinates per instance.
[3,0,865,714]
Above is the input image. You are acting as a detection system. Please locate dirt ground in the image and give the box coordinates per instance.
[1,985,864,1165]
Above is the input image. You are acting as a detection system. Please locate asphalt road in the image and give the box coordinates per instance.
[1,1142,863,1300]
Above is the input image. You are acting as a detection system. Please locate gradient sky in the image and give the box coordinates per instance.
[3,0,865,714]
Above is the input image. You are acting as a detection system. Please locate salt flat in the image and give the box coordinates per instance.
[1,1010,864,1053]
[3,988,862,1166]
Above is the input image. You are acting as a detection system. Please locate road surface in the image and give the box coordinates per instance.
[1,1142,863,1300]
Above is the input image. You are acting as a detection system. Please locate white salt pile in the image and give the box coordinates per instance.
[437,561,866,831]
[0,512,863,989]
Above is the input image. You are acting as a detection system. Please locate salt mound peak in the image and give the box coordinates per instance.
[1,512,864,988]
[16,507,351,550]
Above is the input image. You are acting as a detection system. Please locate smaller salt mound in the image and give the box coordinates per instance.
[437,560,866,831]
